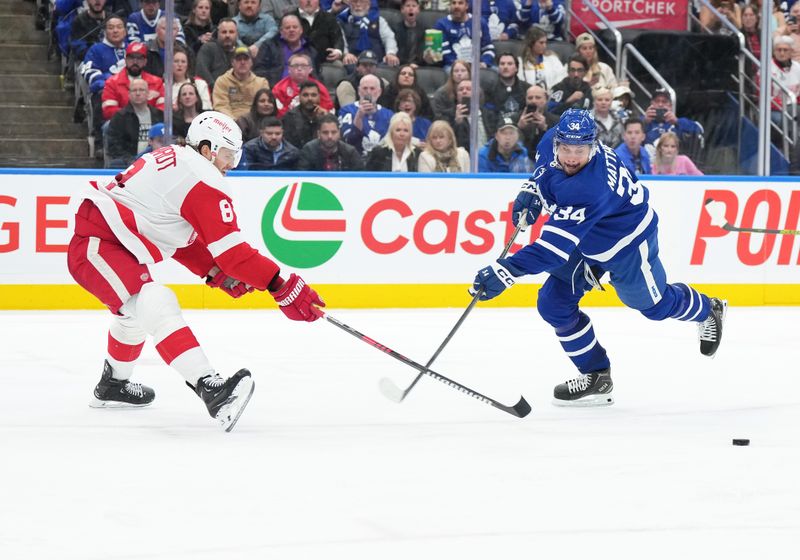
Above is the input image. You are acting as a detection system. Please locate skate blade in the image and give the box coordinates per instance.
[216,377,255,432]
[88,396,153,409]
[705,300,728,360]
[552,393,614,408]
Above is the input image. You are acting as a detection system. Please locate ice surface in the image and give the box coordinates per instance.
[1,306,798,559]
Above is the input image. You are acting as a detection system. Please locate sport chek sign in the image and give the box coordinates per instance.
[570,0,689,34]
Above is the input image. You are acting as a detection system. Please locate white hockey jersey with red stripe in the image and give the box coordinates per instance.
[84,145,279,290]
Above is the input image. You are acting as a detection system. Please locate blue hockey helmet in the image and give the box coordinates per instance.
[555,108,597,145]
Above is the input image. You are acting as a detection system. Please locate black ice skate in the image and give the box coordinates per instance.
[191,369,255,432]
[699,298,728,358]
[553,368,614,407]
[89,360,155,408]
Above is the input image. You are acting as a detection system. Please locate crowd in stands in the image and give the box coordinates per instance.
[47,0,740,175]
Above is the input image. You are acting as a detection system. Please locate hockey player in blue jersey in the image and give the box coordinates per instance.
[470,109,727,407]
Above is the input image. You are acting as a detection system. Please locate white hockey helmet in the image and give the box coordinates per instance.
[186,111,243,167]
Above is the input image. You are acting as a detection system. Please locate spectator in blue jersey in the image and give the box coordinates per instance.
[470,108,727,408]
[615,118,651,175]
[240,117,300,170]
[234,0,278,58]
[135,121,166,158]
[339,0,400,67]
[522,0,565,41]
[482,0,528,41]
[435,0,495,71]
[547,53,593,115]
[338,73,394,155]
[394,88,431,143]
[643,87,704,156]
[127,0,187,45]
[478,116,533,173]
[70,0,108,62]
[82,16,128,95]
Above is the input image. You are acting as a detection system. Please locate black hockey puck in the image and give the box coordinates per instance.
[732,439,750,446]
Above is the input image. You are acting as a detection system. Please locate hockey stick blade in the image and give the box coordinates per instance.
[378,377,406,403]
[705,198,800,235]
[325,313,531,418]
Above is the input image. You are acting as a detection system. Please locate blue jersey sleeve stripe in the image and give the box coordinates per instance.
[534,238,570,261]
[541,224,580,244]
[583,206,654,262]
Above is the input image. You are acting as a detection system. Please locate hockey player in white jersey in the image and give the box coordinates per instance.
[67,111,325,431]
[470,109,726,407]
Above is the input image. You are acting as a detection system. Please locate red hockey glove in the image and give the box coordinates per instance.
[206,267,253,299]
[271,273,325,322]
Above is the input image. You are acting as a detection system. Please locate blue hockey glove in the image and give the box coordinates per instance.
[512,181,543,231]
[469,258,523,301]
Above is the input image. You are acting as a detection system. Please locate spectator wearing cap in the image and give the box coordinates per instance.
[335,50,389,109]
[593,87,624,148]
[282,81,329,148]
[297,113,365,171]
[523,0,566,41]
[486,52,531,120]
[339,73,395,155]
[106,78,164,168]
[615,118,651,176]
[574,32,617,92]
[547,53,593,116]
[101,42,165,121]
[434,0,495,71]
[478,116,532,173]
[136,121,166,158]
[240,116,300,170]
[70,0,108,62]
[213,45,271,119]
[234,0,278,58]
[254,13,319,86]
[196,17,241,87]
[517,84,557,161]
[612,84,637,124]
[143,16,184,77]
[272,53,334,117]
[127,0,187,45]
[293,0,345,66]
[643,87,704,150]
[339,0,400,67]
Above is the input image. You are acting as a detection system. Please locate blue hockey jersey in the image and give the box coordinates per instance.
[434,15,495,68]
[126,9,186,45]
[481,0,527,40]
[82,39,126,93]
[338,102,394,155]
[506,127,659,276]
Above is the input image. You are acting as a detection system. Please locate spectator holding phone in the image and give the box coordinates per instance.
[651,131,703,175]
[338,73,394,155]
[643,87,704,151]
[781,3,800,62]
[451,79,497,152]
[517,84,558,162]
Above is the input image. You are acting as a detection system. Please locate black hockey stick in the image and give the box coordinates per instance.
[379,222,525,404]
[705,198,800,235]
[323,312,531,418]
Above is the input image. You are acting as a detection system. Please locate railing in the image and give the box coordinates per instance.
[692,0,795,161]
[619,43,676,116]
[567,0,624,78]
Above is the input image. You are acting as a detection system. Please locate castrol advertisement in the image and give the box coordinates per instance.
[0,171,798,307]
